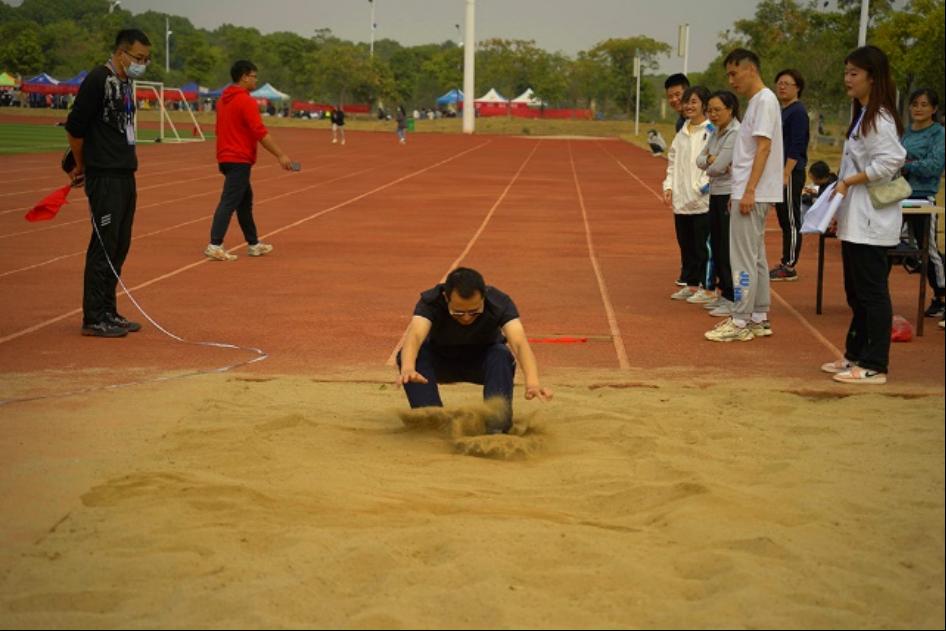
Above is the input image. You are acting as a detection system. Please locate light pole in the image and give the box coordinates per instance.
[108,1,121,13]
[455,23,461,47]
[165,17,172,73]
[369,0,376,57]
[857,0,869,45]
[633,50,641,136]
[677,23,690,75]
[462,0,475,134]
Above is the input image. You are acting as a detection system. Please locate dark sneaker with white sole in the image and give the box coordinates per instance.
[82,321,128,337]
[924,298,944,318]
[107,312,141,332]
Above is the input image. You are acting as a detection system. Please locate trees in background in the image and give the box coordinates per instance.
[1,0,942,122]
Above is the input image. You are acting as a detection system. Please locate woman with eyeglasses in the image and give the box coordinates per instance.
[697,90,741,317]
[822,45,906,384]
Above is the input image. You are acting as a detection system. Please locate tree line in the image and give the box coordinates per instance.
[1,0,942,121]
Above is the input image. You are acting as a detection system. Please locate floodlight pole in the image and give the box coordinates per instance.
[633,51,641,136]
[857,0,869,45]
[369,0,376,57]
[678,23,689,75]
[462,0,475,134]
[165,17,172,73]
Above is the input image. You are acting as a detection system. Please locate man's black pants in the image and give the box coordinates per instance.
[83,174,136,325]
[775,168,805,268]
[397,341,516,433]
[210,162,259,246]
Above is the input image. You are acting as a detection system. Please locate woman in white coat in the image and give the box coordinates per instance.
[822,46,906,385]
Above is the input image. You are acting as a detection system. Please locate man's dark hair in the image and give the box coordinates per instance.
[708,90,740,120]
[114,29,151,51]
[724,48,761,72]
[775,68,805,98]
[681,85,711,112]
[444,267,486,299]
[808,160,834,180]
[664,73,690,91]
[909,87,939,109]
[230,60,258,83]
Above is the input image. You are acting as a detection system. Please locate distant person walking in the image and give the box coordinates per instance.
[331,106,346,145]
[205,60,294,261]
[396,106,408,144]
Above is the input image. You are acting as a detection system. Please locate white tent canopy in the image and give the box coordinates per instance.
[475,88,508,103]
[511,88,544,107]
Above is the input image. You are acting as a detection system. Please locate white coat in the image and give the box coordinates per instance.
[663,119,711,214]
[836,108,907,246]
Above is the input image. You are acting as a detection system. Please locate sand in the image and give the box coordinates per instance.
[0,369,943,629]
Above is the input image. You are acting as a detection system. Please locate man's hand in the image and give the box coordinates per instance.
[278,154,293,170]
[525,384,553,401]
[739,190,755,215]
[398,370,428,385]
[663,189,672,205]
[68,163,84,188]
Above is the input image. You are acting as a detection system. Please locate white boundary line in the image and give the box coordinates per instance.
[384,140,543,367]
[0,141,492,346]
[596,141,664,203]
[568,141,630,370]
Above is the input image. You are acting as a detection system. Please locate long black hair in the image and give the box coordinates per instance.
[844,45,902,138]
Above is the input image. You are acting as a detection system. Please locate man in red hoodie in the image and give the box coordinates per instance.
[205,60,294,261]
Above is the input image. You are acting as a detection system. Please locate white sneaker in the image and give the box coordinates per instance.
[247,242,274,257]
[332,138,338,144]
[820,358,853,374]
[204,244,237,261]
[708,300,733,317]
[833,366,887,385]
[341,139,346,145]
[670,287,695,300]
[705,318,754,342]
[748,320,773,337]
[686,289,717,304]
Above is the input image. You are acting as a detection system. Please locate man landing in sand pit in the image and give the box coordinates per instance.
[397,267,552,434]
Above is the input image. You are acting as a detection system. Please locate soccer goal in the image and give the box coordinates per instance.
[132,80,205,144]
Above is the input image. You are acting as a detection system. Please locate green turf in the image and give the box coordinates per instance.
[0,122,212,155]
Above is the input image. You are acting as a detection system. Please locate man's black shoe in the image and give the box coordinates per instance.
[107,312,141,332]
[925,298,945,318]
[82,321,128,338]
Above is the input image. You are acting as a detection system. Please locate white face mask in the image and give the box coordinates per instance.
[126,62,147,79]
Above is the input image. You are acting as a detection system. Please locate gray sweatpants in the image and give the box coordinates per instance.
[729,200,771,319]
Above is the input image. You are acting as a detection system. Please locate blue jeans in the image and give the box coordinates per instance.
[397,341,516,433]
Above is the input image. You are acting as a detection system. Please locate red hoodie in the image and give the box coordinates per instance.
[215,85,268,164]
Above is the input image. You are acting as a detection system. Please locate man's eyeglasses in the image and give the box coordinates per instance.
[776,81,796,88]
[447,304,484,318]
[122,49,151,64]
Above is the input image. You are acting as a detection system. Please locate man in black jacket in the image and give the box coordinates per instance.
[65,29,151,337]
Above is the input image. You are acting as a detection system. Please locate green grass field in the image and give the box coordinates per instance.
[0,121,213,155]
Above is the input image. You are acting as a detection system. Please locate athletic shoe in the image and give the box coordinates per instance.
[332,138,337,144]
[703,296,723,310]
[769,264,798,281]
[341,139,346,145]
[675,277,686,287]
[924,298,945,318]
[671,287,695,300]
[704,318,754,342]
[748,320,772,337]
[106,312,141,333]
[686,289,717,304]
[205,244,237,261]
[832,366,887,385]
[81,321,128,338]
[708,301,733,317]
[939,319,944,329]
[247,242,274,257]
[820,358,853,374]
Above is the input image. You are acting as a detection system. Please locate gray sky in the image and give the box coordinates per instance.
[102,0,761,73]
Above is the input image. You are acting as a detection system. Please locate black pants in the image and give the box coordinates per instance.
[210,163,259,246]
[674,213,711,288]
[775,169,805,267]
[841,241,893,373]
[904,213,946,299]
[709,194,734,301]
[397,341,516,432]
[83,174,137,324]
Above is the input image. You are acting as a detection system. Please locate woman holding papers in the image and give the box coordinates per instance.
[821,46,906,385]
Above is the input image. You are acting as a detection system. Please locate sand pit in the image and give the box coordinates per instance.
[0,369,943,628]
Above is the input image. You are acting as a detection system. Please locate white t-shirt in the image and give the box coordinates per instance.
[730,87,784,203]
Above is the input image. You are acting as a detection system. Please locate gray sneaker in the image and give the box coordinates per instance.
[748,320,773,337]
[247,242,274,257]
[708,300,733,317]
[205,244,237,261]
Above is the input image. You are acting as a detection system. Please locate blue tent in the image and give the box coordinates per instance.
[206,84,229,98]
[436,88,463,107]
[61,70,88,87]
[21,72,61,93]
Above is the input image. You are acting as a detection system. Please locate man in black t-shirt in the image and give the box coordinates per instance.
[397,267,552,433]
[65,29,152,338]
[331,107,345,145]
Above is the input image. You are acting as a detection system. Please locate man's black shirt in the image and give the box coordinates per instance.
[413,284,519,356]
[65,64,137,176]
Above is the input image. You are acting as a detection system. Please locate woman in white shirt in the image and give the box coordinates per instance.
[822,45,906,385]
[664,86,713,302]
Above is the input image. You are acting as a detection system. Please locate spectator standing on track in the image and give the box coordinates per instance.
[900,88,946,318]
[770,69,810,282]
[396,106,408,144]
[705,49,783,343]
[396,267,552,434]
[821,45,906,384]
[331,106,346,145]
[697,90,742,318]
[205,60,294,262]
[65,29,152,338]
[664,86,714,304]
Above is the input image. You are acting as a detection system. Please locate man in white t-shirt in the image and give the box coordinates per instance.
[706,48,784,342]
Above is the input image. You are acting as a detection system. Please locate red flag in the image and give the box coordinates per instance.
[25,184,72,222]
